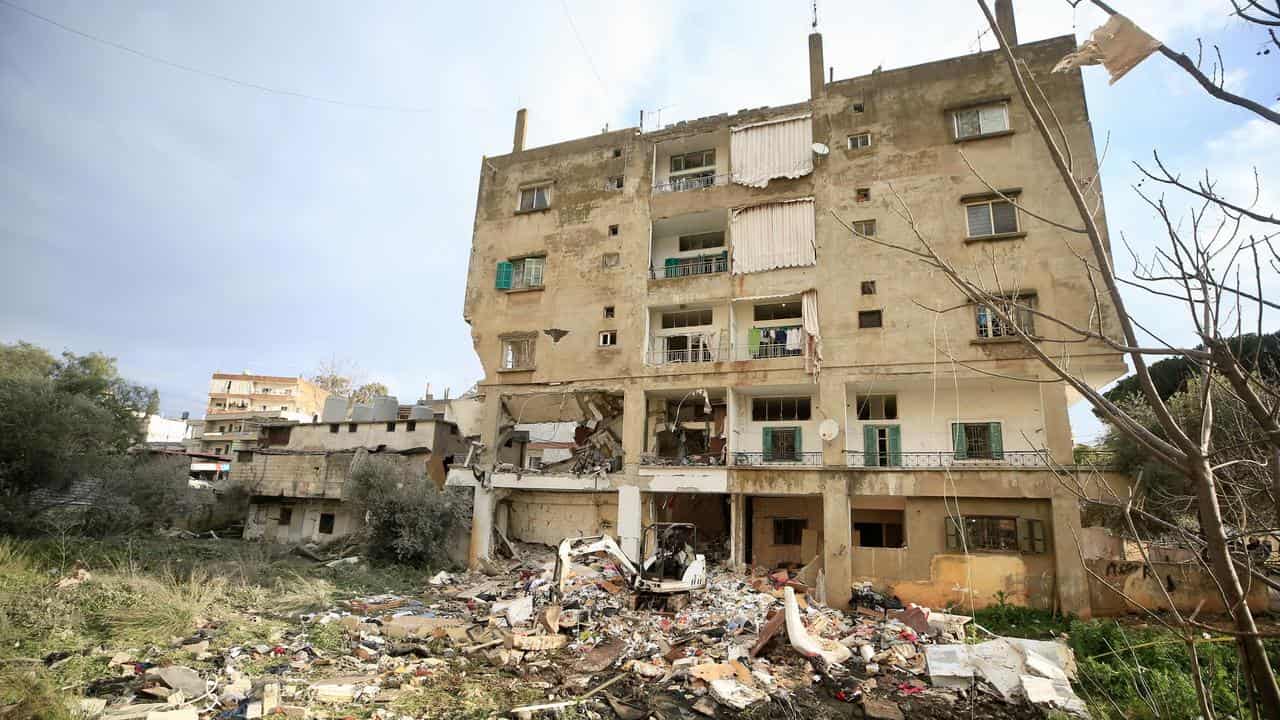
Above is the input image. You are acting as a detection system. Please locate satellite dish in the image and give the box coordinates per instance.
[812,142,830,156]
[819,418,840,441]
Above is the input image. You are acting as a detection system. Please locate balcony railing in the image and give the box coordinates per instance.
[647,338,730,365]
[651,254,729,279]
[843,449,1117,469]
[652,173,732,193]
[639,452,727,467]
[732,451,823,467]
[736,326,806,360]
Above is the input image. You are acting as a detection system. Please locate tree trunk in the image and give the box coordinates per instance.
[1192,458,1280,716]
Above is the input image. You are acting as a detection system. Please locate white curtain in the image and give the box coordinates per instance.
[730,114,814,188]
[802,289,823,377]
[730,198,816,274]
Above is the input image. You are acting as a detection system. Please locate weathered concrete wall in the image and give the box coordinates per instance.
[244,498,360,543]
[1087,559,1271,616]
[504,490,620,546]
[233,451,429,499]
[281,419,461,454]
[751,496,824,568]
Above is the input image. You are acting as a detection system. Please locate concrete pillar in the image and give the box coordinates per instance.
[622,386,647,468]
[994,0,1018,46]
[808,33,825,100]
[1050,491,1091,618]
[512,108,528,153]
[1039,381,1074,464]
[729,493,747,570]
[468,483,496,567]
[821,476,852,610]
[617,485,642,562]
[818,372,846,467]
[480,390,505,468]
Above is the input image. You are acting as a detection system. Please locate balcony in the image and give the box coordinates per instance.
[737,326,805,360]
[647,336,730,365]
[732,451,823,467]
[639,452,726,467]
[843,449,1117,469]
[650,253,728,279]
[653,172,732,194]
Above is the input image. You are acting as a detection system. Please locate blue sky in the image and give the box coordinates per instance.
[1,1,1275,442]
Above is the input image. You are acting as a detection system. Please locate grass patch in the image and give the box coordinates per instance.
[0,667,77,720]
[967,592,1073,639]
[102,569,226,644]
[389,672,549,720]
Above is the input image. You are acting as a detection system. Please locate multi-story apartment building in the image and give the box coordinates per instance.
[450,6,1127,615]
[192,372,330,481]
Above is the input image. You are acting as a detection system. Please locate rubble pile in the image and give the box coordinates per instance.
[73,547,1088,719]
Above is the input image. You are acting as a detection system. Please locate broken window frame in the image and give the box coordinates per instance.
[318,513,336,535]
[677,231,726,252]
[772,517,807,545]
[858,310,883,328]
[855,395,898,421]
[669,149,716,174]
[952,102,1009,140]
[751,396,812,422]
[975,293,1037,338]
[854,509,906,548]
[945,515,1045,553]
[278,507,292,526]
[500,334,536,371]
[661,308,713,329]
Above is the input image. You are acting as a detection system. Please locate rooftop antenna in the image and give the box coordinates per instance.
[646,104,674,130]
[811,0,818,29]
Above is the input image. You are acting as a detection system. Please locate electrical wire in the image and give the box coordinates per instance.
[0,0,481,113]
[557,0,611,103]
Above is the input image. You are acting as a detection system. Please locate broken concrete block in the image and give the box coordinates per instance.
[692,696,718,717]
[861,696,904,720]
[511,633,568,651]
[309,683,357,704]
[689,663,737,682]
[151,666,205,698]
[261,682,280,714]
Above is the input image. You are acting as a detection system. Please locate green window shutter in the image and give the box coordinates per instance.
[793,427,802,461]
[862,426,877,467]
[989,422,1003,459]
[1031,519,1046,553]
[762,427,774,460]
[495,261,513,289]
[664,257,679,278]
[1017,518,1032,553]
[952,423,967,460]
[945,517,961,551]
[888,425,902,467]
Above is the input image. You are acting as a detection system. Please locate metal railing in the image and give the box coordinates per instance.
[651,254,728,279]
[647,338,730,365]
[639,453,727,467]
[737,327,806,360]
[843,449,1117,469]
[652,173,732,193]
[732,451,823,467]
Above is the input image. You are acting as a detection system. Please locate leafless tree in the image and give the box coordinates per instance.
[835,1,1280,714]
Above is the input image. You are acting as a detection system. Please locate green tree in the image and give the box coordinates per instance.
[351,382,390,404]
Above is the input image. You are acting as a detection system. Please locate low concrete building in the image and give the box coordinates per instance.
[234,399,467,544]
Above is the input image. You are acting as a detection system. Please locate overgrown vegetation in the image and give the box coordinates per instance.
[348,455,469,568]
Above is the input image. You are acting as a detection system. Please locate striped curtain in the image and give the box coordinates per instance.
[730,115,814,188]
[730,198,816,274]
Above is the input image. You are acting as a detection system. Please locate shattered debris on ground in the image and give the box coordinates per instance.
[71,542,1085,719]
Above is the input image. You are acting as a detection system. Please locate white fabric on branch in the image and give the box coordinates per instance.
[730,115,814,188]
[730,198,816,275]
[802,289,823,378]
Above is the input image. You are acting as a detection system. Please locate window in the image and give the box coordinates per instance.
[661,308,712,329]
[861,424,901,467]
[603,306,615,319]
[329,423,340,434]
[764,426,801,461]
[280,406,287,411]
[946,516,1045,553]
[663,334,715,363]
[612,148,623,158]
[855,188,871,202]
[752,396,812,421]
[677,231,725,252]
[237,451,253,463]
[855,395,897,421]
[670,149,715,173]
[858,310,883,328]
[278,507,292,526]
[861,281,877,295]
[608,224,619,236]
[976,293,1037,338]
[318,513,335,535]
[848,132,872,149]
[601,252,621,268]
[606,175,624,190]
[851,102,865,113]
[406,420,417,432]
[386,422,396,432]
[501,336,535,370]
[348,423,357,433]
[495,256,545,290]
[965,199,1018,238]
[952,422,1004,460]
[854,510,905,548]
[851,219,876,237]
[599,330,618,347]
[953,102,1009,140]
[753,302,802,321]
[773,518,807,545]
[518,185,550,212]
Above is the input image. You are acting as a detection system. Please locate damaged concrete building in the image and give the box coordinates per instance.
[451,6,1130,616]
[233,395,468,543]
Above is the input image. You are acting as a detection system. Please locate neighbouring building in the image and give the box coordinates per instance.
[451,4,1136,616]
[192,372,331,482]
[139,413,189,446]
[234,395,468,544]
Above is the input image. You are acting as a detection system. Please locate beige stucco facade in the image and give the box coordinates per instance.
[450,27,1130,615]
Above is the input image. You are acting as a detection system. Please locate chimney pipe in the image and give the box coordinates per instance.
[512,108,528,153]
[808,33,825,100]
[994,0,1018,47]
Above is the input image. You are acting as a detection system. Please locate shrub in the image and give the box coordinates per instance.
[348,455,468,568]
